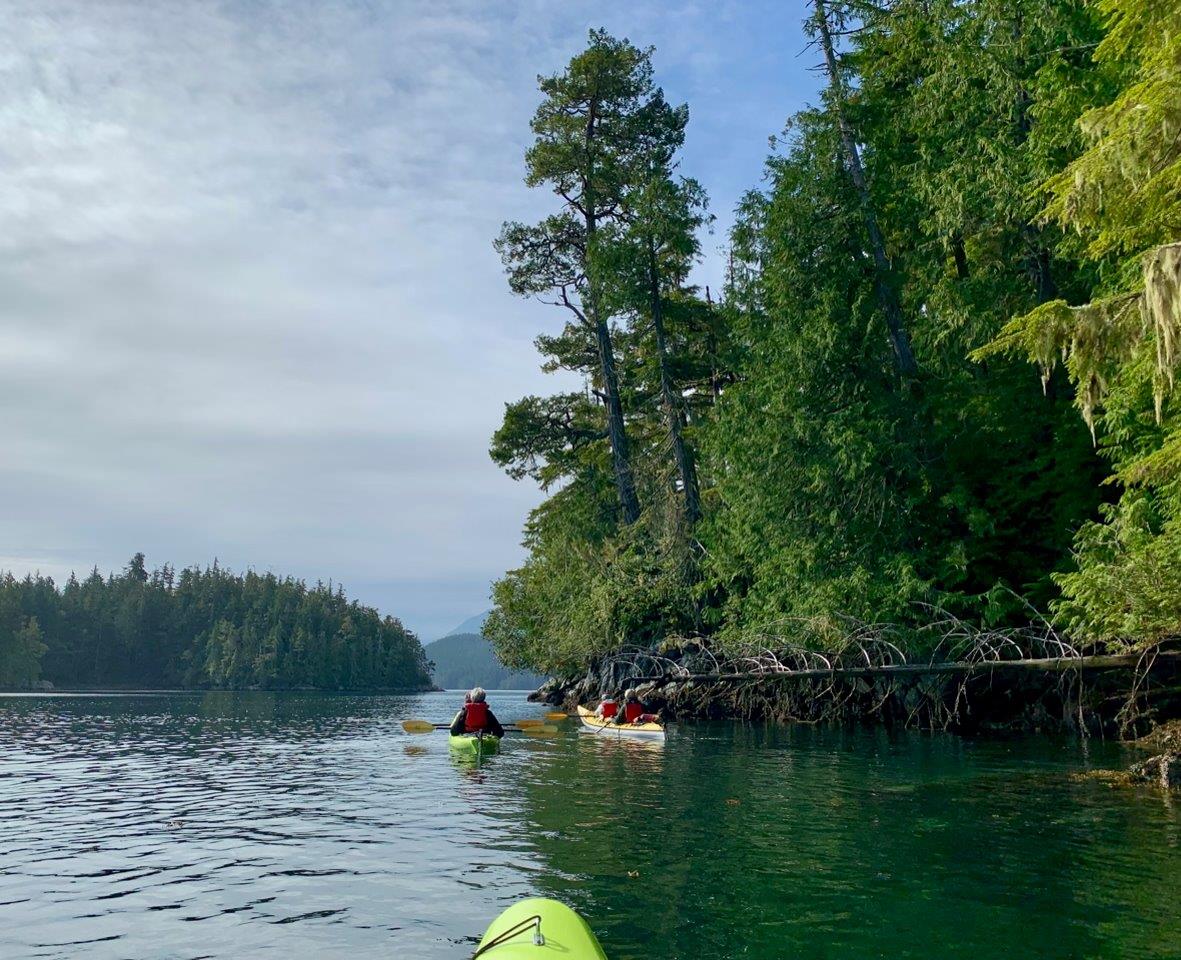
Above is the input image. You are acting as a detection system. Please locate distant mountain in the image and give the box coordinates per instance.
[423,630,545,690]
[443,611,490,638]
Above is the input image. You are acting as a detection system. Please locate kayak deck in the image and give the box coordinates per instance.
[576,705,665,740]
[475,897,607,959]
[448,733,501,758]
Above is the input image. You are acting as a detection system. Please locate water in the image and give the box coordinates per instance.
[1,691,1178,960]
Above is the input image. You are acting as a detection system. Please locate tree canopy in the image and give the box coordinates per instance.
[488,3,1179,676]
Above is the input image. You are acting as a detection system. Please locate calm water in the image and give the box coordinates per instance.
[1,691,1178,960]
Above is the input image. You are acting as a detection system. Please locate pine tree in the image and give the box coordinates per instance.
[496,31,686,525]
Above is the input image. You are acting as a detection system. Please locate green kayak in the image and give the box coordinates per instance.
[474,898,607,959]
[448,733,500,760]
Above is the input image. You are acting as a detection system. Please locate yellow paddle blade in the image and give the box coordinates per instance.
[515,718,547,728]
[544,711,568,721]
[401,720,438,734]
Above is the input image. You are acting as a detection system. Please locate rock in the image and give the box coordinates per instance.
[1072,769,1135,788]
[33,679,54,691]
[1129,752,1181,791]
[1134,720,1181,753]
[527,676,564,704]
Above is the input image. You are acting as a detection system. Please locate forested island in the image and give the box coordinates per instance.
[485,1,1180,729]
[0,553,432,691]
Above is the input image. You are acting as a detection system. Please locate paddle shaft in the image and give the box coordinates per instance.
[402,720,554,733]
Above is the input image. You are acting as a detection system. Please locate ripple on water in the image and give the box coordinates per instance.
[1,691,1179,960]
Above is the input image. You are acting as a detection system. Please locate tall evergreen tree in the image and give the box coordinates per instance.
[496,31,686,525]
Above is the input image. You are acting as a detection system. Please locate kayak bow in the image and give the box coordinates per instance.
[474,897,607,959]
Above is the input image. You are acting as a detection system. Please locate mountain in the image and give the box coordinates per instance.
[443,611,490,637]
[423,631,545,690]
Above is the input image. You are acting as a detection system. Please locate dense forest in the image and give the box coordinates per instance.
[0,553,432,690]
[486,0,1180,676]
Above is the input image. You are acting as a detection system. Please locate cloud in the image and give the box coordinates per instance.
[0,0,815,639]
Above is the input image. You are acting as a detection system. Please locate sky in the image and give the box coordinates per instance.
[0,0,820,641]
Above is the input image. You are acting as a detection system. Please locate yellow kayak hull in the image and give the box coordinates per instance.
[475,897,607,959]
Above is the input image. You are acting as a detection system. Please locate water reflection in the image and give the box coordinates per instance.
[1,692,1178,960]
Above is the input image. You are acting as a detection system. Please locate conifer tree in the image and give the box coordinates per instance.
[497,31,686,524]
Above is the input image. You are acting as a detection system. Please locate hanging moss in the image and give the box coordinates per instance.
[975,242,1181,438]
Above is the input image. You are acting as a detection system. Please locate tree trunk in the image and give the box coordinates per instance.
[951,233,970,280]
[592,302,641,524]
[584,104,641,525]
[814,0,919,378]
[648,239,701,524]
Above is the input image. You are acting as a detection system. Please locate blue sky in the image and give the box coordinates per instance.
[0,0,820,641]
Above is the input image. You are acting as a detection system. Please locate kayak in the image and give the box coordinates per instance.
[448,733,501,759]
[577,705,665,741]
[474,897,607,959]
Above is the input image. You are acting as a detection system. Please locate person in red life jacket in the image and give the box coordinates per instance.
[594,697,618,720]
[449,686,505,738]
[613,688,660,725]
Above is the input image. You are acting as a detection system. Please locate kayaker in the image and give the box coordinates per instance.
[613,688,659,725]
[449,687,505,738]
[594,697,618,720]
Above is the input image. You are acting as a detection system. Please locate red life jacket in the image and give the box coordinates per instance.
[623,701,645,723]
[464,701,490,732]
[599,700,618,719]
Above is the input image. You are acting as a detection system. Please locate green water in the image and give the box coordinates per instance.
[1,691,1178,959]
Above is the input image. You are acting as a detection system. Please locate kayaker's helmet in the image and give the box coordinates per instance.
[470,687,487,703]
[624,688,638,702]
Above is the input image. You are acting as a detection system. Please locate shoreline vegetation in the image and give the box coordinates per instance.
[486,2,1181,747]
[0,553,433,693]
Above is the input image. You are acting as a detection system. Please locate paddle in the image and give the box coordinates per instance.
[402,720,445,733]
[544,711,568,721]
[400,720,559,736]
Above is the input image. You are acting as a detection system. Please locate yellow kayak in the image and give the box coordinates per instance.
[577,705,665,741]
[474,897,607,959]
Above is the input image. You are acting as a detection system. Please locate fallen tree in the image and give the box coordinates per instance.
[531,613,1181,736]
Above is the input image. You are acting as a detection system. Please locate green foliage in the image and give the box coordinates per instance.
[486,486,698,675]
[490,3,1178,676]
[0,556,431,690]
[1041,0,1181,257]
[979,0,1181,648]
[490,392,605,488]
[0,600,46,688]
[496,30,690,525]
[702,0,1105,643]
